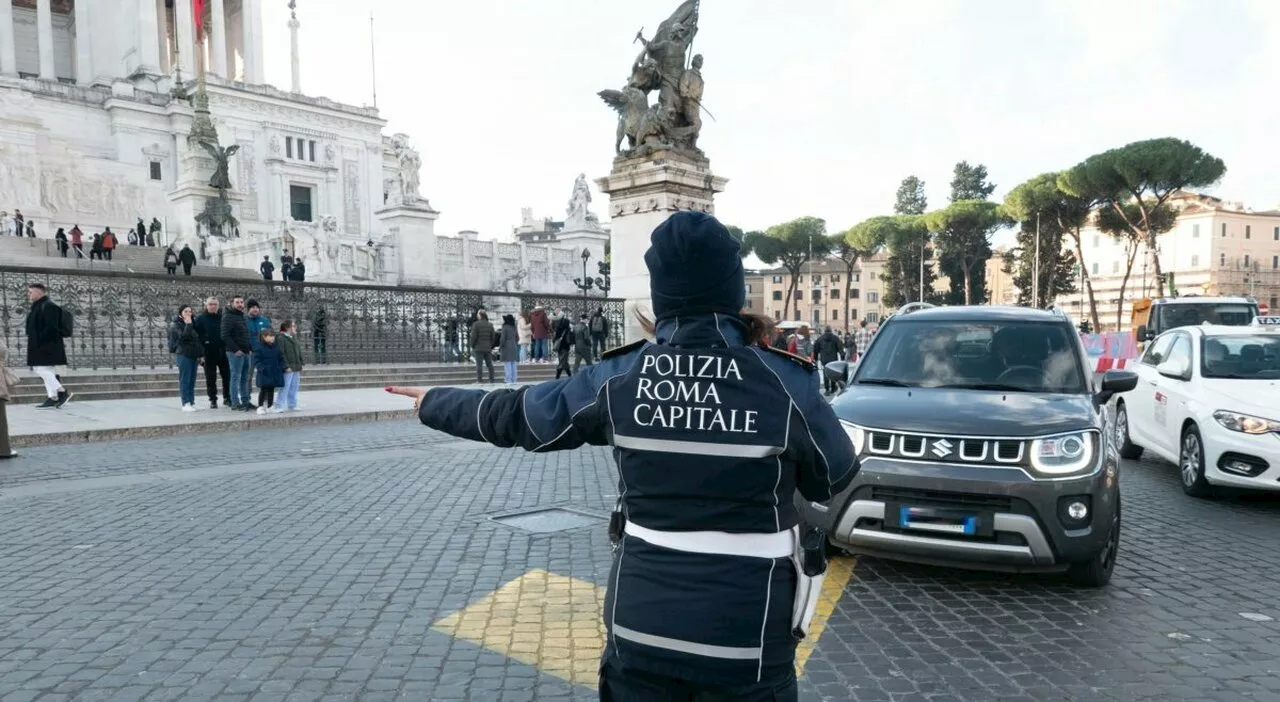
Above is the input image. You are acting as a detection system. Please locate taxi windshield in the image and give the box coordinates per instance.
[1200,335,1280,379]
[853,320,1087,393]
[1157,303,1257,330]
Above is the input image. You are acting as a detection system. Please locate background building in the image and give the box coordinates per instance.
[757,250,892,330]
[1052,192,1280,329]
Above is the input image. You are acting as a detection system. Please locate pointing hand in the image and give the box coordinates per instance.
[386,386,428,410]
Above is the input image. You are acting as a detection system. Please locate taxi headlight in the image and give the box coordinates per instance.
[1213,411,1280,435]
[840,421,865,454]
[1030,432,1096,475]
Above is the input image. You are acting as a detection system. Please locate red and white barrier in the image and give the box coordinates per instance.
[1094,356,1133,372]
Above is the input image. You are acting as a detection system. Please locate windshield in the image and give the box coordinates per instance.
[1157,303,1258,331]
[853,320,1088,393]
[1201,335,1280,379]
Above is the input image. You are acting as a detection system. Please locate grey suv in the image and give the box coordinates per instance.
[799,305,1138,586]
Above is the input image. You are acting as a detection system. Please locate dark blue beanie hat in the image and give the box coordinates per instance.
[644,211,745,321]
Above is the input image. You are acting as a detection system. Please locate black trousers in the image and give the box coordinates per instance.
[475,352,494,383]
[598,658,798,702]
[204,352,230,403]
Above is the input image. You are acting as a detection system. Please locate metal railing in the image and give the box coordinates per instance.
[1,265,624,370]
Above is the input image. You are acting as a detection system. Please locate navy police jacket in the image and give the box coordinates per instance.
[418,313,857,686]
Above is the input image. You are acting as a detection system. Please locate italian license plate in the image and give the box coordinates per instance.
[898,506,980,535]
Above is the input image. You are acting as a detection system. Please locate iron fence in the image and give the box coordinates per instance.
[1,266,625,370]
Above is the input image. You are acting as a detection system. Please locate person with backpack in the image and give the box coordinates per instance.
[589,307,609,357]
[163,246,179,275]
[24,283,73,409]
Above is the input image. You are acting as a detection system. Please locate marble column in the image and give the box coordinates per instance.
[36,0,56,79]
[137,0,162,75]
[74,0,93,82]
[250,0,264,83]
[288,7,300,93]
[240,0,257,82]
[174,0,195,75]
[210,0,227,77]
[0,0,16,76]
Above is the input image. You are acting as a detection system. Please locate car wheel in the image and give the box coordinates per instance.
[1066,495,1120,588]
[1114,401,1143,460]
[1179,425,1213,498]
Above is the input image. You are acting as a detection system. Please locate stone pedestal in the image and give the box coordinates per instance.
[167,150,242,251]
[376,202,440,286]
[595,149,728,344]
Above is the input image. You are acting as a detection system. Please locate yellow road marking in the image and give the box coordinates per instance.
[794,555,856,677]
[431,569,608,689]
[430,557,858,689]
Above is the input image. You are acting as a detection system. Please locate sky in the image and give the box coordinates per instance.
[260,0,1280,255]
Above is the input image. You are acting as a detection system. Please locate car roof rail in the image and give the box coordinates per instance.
[1046,305,1069,318]
[896,302,936,316]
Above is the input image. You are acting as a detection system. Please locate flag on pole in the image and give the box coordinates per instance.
[193,0,206,40]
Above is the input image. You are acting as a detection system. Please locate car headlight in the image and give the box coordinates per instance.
[1030,432,1096,475]
[1213,411,1280,435]
[840,421,865,454]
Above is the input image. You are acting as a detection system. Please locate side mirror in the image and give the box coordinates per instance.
[823,361,850,384]
[1156,357,1191,381]
[1136,325,1154,342]
[1095,369,1138,406]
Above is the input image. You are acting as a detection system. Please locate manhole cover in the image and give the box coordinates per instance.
[490,508,605,533]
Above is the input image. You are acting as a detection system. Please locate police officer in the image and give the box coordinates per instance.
[388,212,857,700]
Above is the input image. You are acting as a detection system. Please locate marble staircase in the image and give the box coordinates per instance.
[0,235,260,280]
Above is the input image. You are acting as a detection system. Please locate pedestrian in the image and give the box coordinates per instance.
[310,306,328,363]
[517,311,532,363]
[277,320,303,411]
[552,307,571,363]
[90,232,103,260]
[852,320,872,362]
[589,306,609,358]
[163,246,179,275]
[179,244,197,275]
[194,297,230,409]
[554,316,573,379]
[136,218,147,247]
[2,210,13,237]
[220,295,254,411]
[245,300,272,393]
[24,283,73,409]
[290,258,306,282]
[252,329,285,414]
[387,211,857,700]
[530,305,551,362]
[127,228,138,246]
[470,310,496,384]
[498,313,519,384]
[54,228,68,257]
[573,313,594,371]
[150,217,162,244]
[24,218,34,238]
[168,305,203,411]
[69,224,83,258]
[0,335,18,459]
[13,209,23,238]
[101,228,116,260]
[259,256,275,281]
[814,326,842,394]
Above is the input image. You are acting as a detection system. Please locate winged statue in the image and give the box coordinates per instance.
[198,140,240,191]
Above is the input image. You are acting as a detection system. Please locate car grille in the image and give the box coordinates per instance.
[866,429,1028,467]
[870,486,1014,512]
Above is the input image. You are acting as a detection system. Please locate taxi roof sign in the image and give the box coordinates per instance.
[1253,315,1280,328]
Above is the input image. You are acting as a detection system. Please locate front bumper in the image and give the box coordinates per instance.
[800,456,1118,573]
[1202,424,1280,491]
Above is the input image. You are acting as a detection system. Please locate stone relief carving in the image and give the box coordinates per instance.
[343,160,362,233]
[36,166,146,222]
[268,135,281,156]
[0,147,40,210]
[237,140,259,221]
[211,94,383,138]
[324,143,336,166]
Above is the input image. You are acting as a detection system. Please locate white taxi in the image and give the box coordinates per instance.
[1114,316,1280,497]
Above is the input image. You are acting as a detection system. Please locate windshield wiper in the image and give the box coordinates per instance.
[933,382,1030,392]
[855,378,915,387]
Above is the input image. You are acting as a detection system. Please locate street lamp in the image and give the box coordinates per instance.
[573,247,595,313]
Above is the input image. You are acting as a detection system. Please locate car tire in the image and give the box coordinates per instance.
[1066,495,1120,588]
[1179,424,1213,498]
[1114,401,1143,460]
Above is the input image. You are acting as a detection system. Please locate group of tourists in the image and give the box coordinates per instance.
[178,296,304,414]
[11,212,167,260]
[461,305,611,385]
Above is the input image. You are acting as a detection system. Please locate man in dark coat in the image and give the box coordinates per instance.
[194,297,231,409]
[220,295,254,411]
[259,256,275,281]
[178,244,197,275]
[24,283,72,408]
[469,311,496,383]
[813,326,843,394]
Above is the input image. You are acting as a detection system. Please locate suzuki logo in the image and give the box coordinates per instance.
[931,439,954,458]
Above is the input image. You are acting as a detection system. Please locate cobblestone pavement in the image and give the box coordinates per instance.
[2,422,1279,701]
